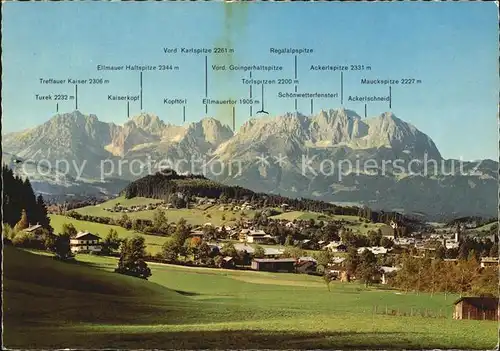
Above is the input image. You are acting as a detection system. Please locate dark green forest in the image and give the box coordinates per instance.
[3,165,51,230]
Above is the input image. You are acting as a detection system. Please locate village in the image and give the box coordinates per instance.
[19,192,499,323]
[58,195,499,270]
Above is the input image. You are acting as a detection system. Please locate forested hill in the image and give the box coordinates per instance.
[2,165,51,229]
[124,170,253,202]
[123,170,415,224]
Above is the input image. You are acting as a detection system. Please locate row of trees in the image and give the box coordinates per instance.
[319,245,497,296]
[392,254,497,297]
[412,237,498,261]
[340,230,394,249]
[343,247,381,286]
[65,211,170,236]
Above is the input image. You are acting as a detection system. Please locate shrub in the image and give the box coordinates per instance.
[12,232,38,248]
[2,224,17,241]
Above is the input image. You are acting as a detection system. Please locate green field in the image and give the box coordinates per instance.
[269,210,337,221]
[49,214,167,255]
[96,196,164,207]
[4,246,496,349]
[346,222,394,235]
[467,221,497,233]
[75,196,256,226]
[74,197,393,236]
[269,211,393,235]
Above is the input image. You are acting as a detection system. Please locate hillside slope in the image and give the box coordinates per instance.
[3,248,496,349]
[3,246,196,348]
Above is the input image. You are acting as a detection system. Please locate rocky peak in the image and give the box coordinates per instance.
[186,117,234,146]
[128,113,165,134]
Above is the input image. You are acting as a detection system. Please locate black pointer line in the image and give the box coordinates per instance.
[232,106,236,131]
[389,86,392,109]
[140,72,143,111]
[205,56,208,115]
[250,74,253,116]
[294,55,297,80]
[257,83,268,114]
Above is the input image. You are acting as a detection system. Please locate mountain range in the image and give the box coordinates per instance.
[3,109,496,220]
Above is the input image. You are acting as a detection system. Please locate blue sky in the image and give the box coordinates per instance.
[2,1,498,161]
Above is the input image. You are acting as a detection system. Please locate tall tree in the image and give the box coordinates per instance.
[380,236,393,248]
[282,247,305,259]
[153,208,167,229]
[345,246,360,275]
[356,249,379,287]
[161,238,180,263]
[253,245,266,258]
[323,272,334,292]
[367,230,382,247]
[62,223,78,237]
[314,250,332,271]
[115,235,151,279]
[435,244,446,260]
[52,233,73,261]
[14,209,29,232]
[221,242,238,258]
[102,228,122,254]
[35,195,51,229]
[490,243,498,257]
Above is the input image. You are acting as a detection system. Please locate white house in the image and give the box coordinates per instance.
[394,237,415,246]
[445,241,460,250]
[285,221,296,229]
[324,241,345,252]
[217,225,232,232]
[390,220,399,229]
[331,256,346,264]
[239,229,271,243]
[480,257,499,268]
[358,246,390,255]
[23,224,44,241]
[220,243,284,257]
[70,232,102,254]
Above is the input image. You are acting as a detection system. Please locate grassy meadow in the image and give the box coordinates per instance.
[269,210,393,235]
[74,196,257,226]
[268,210,336,221]
[75,196,393,236]
[4,246,497,349]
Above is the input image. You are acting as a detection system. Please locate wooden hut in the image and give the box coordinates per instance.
[453,297,498,321]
